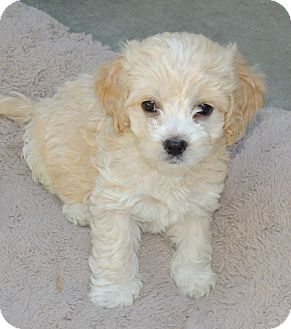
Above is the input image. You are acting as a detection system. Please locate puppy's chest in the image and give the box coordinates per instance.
[126,173,201,224]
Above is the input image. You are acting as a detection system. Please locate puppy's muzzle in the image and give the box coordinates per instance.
[163,138,188,156]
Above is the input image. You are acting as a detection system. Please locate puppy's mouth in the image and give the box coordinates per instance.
[164,154,185,165]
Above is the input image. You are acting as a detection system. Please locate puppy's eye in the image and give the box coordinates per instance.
[193,103,213,119]
[141,100,157,113]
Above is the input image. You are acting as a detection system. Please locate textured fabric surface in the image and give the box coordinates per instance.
[0,3,290,329]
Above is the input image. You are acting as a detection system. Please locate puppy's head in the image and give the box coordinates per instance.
[95,32,264,169]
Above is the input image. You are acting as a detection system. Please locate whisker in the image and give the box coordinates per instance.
[148,117,158,127]
[157,108,164,120]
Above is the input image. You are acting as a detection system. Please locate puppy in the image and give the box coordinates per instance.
[0,32,264,308]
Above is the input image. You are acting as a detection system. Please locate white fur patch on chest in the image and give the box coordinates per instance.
[119,171,206,232]
[92,145,226,234]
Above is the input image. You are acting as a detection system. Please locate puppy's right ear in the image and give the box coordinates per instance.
[95,56,130,133]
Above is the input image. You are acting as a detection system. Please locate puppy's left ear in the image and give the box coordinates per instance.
[224,47,265,144]
[95,56,130,133]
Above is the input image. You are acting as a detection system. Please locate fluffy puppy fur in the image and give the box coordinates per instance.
[0,32,264,308]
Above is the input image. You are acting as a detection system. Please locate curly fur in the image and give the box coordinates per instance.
[0,32,264,308]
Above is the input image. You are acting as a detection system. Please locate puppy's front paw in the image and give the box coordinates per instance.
[171,264,217,298]
[89,277,142,308]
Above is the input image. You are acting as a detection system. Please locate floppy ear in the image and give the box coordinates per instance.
[95,56,130,133]
[224,48,265,144]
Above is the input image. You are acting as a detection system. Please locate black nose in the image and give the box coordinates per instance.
[163,138,188,156]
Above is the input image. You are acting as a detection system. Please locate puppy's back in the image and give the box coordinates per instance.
[1,75,106,204]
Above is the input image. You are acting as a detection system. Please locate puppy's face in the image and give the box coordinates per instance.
[125,72,226,168]
[96,33,264,169]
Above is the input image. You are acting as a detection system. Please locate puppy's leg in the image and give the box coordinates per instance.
[89,211,141,308]
[167,216,217,298]
[62,203,90,227]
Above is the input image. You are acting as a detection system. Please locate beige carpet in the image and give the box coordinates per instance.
[0,3,290,329]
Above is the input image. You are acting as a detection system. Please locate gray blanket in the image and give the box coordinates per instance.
[0,3,290,329]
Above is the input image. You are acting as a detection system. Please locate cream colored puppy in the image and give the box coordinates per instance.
[0,32,264,308]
